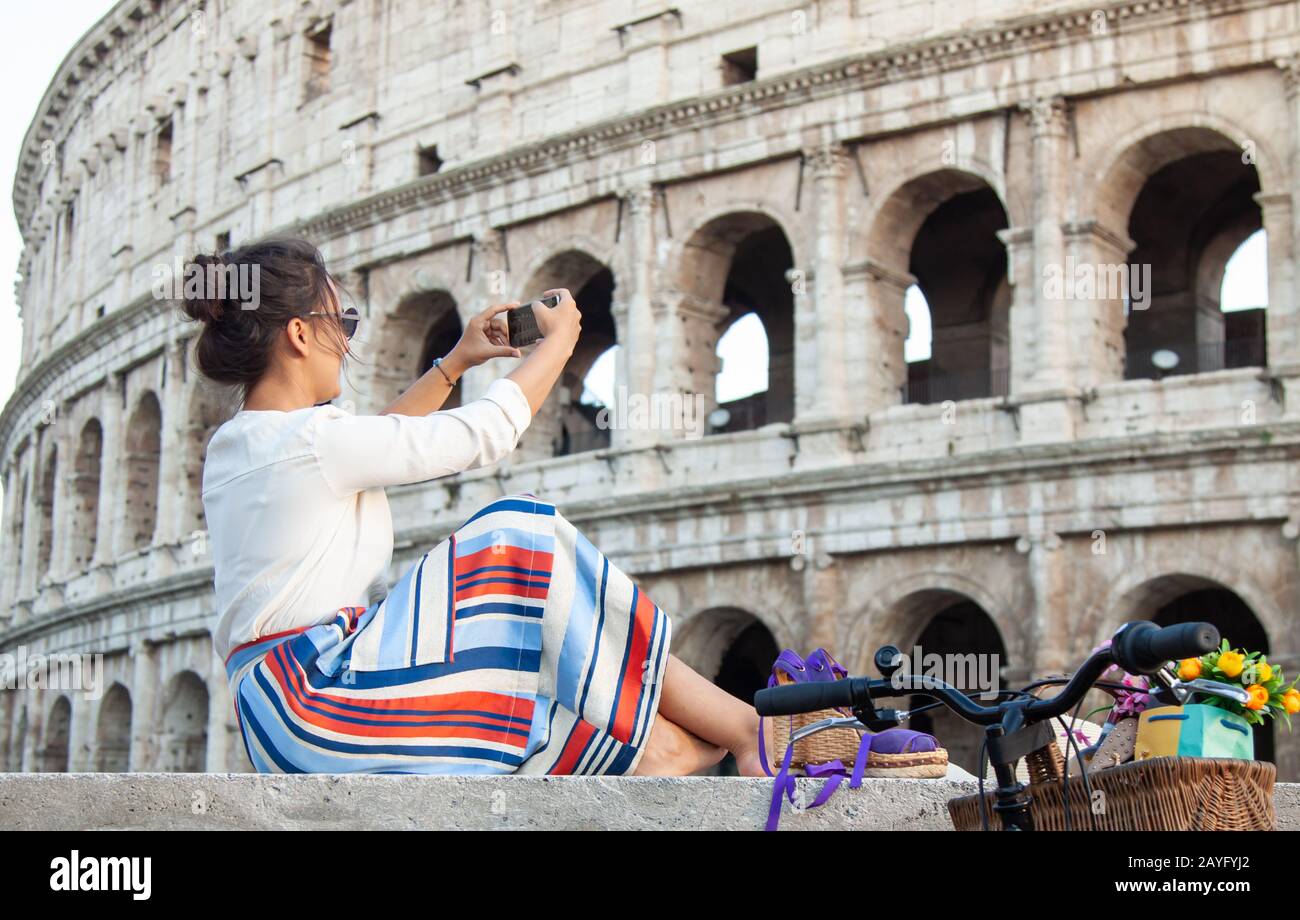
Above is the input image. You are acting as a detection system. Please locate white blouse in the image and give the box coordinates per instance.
[201,377,533,662]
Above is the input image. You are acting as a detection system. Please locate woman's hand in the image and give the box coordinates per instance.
[446,302,523,373]
[533,288,582,353]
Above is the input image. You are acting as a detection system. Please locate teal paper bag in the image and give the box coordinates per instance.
[1134,704,1255,760]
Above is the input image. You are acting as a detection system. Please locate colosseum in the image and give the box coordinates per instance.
[2,0,1299,782]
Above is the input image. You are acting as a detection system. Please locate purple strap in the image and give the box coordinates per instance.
[765,730,873,831]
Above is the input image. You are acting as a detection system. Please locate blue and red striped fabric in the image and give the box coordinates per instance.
[225,494,672,775]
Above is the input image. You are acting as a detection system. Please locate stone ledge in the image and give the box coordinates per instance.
[0,772,977,831]
[3,773,1299,831]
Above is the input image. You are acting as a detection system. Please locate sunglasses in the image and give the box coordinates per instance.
[304,305,361,340]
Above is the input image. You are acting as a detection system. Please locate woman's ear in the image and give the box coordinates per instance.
[284,316,312,358]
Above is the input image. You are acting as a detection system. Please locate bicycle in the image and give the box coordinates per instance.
[754,620,1254,830]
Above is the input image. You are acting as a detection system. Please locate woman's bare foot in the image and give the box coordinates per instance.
[633,715,727,775]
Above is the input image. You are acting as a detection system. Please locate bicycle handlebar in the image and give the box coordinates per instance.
[753,620,1221,724]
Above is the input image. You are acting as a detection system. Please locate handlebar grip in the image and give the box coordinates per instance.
[1112,621,1220,674]
[754,679,857,716]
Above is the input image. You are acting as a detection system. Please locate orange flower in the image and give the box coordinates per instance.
[1178,658,1201,680]
[1284,689,1300,715]
[1217,651,1245,679]
[1245,684,1269,711]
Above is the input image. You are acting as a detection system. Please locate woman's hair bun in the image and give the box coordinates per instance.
[181,253,228,324]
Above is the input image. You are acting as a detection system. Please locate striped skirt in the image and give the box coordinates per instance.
[224,494,673,775]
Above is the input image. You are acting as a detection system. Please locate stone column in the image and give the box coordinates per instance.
[0,462,17,617]
[799,143,853,425]
[1021,97,1072,392]
[128,640,159,772]
[93,373,125,566]
[67,686,94,772]
[460,229,513,406]
[845,259,914,412]
[1017,532,1069,675]
[154,339,188,559]
[650,289,729,438]
[1272,57,1300,374]
[51,415,78,582]
[610,184,659,450]
[19,433,48,600]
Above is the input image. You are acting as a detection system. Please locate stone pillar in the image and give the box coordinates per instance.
[799,143,853,425]
[610,184,659,450]
[614,11,681,112]
[460,229,514,406]
[1272,57,1300,374]
[128,641,159,772]
[51,417,78,582]
[650,289,729,438]
[19,432,49,599]
[93,373,125,566]
[1021,97,1073,392]
[1062,220,1135,388]
[846,259,914,412]
[67,687,94,772]
[1017,532,1069,675]
[154,339,188,557]
[0,462,17,618]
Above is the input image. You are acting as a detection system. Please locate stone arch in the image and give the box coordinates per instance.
[368,287,464,410]
[854,580,1010,774]
[182,383,237,540]
[849,570,1018,671]
[158,670,208,772]
[668,209,798,432]
[1086,114,1281,237]
[94,682,132,772]
[40,695,72,773]
[123,391,163,551]
[864,168,1012,404]
[1098,561,1287,652]
[35,443,57,581]
[516,248,617,459]
[69,418,103,571]
[1083,117,1277,379]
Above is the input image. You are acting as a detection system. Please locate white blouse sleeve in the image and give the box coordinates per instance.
[312,377,533,496]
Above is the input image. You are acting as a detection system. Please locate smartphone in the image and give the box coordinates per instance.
[506,294,561,347]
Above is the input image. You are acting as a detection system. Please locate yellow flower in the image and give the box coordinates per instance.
[1217,650,1245,679]
[1245,685,1269,711]
[1284,689,1300,715]
[1255,661,1273,683]
[1178,658,1201,680]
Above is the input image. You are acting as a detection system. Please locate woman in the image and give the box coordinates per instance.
[186,237,766,776]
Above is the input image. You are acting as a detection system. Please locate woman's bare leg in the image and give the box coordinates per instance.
[632,715,726,775]
[653,654,767,776]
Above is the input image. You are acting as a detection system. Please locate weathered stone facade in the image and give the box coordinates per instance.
[3,0,1300,780]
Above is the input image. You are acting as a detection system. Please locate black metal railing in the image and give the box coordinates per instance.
[1124,336,1266,380]
[902,365,1011,406]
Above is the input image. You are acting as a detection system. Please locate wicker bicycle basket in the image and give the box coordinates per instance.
[949,753,1276,831]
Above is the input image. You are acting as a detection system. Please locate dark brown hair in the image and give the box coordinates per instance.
[179,237,354,399]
